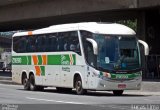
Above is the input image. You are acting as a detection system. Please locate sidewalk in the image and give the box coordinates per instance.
[0,71,18,85]
[0,75,19,85]
[141,81,160,92]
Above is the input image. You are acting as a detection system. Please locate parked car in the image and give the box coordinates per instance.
[0,61,6,72]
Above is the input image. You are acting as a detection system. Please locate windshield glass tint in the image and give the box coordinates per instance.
[118,37,140,70]
[80,31,140,71]
[93,34,118,70]
[93,34,140,71]
[119,37,137,56]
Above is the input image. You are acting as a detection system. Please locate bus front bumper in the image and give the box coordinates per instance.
[95,77,142,91]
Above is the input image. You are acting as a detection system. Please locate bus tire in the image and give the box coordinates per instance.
[29,74,37,91]
[113,90,124,96]
[75,76,86,95]
[22,75,30,90]
[29,74,44,91]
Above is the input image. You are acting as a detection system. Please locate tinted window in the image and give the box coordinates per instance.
[13,31,81,55]
[57,31,81,55]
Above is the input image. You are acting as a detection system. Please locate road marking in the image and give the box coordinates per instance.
[26,97,84,104]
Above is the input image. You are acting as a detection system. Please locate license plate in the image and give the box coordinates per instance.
[116,74,129,79]
[118,84,126,88]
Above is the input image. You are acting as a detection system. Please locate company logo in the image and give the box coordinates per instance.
[61,55,70,65]
[12,58,22,64]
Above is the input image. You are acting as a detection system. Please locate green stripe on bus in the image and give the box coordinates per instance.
[12,56,28,65]
[27,56,31,65]
[47,55,61,65]
[99,71,141,79]
[40,66,45,76]
[38,55,42,65]
[12,54,76,65]
[110,72,141,79]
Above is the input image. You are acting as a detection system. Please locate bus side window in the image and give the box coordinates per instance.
[44,36,49,52]
[57,33,65,51]
[41,36,46,52]
[80,30,96,66]
[26,37,32,52]
[35,36,41,52]
[17,37,23,52]
[13,37,18,52]
[68,31,81,55]
[84,41,96,67]
[17,37,21,53]
[48,34,57,52]
[20,36,27,52]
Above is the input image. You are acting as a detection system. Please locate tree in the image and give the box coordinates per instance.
[117,19,137,32]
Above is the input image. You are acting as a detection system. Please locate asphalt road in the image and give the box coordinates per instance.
[0,84,160,110]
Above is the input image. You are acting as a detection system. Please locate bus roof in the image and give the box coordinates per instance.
[13,22,136,37]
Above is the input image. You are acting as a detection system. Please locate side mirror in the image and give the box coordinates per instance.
[138,40,149,56]
[86,38,98,55]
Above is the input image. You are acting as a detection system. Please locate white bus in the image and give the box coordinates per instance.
[12,22,149,95]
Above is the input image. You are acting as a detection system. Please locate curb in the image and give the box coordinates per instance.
[0,77,11,80]
[0,80,20,85]
[0,76,20,85]
[124,91,160,96]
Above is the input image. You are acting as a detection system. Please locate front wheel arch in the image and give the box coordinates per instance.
[73,73,81,88]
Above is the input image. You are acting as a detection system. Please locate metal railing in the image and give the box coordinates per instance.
[144,55,160,79]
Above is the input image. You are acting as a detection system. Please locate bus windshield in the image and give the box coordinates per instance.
[93,34,140,70]
[93,34,140,71]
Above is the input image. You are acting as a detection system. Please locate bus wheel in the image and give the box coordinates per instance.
[29,74,37,91]
[22,76,30,90]
[113,90,124,96]
[75,76,86,95]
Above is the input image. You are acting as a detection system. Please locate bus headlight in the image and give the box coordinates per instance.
[103,72,111,78]
[99,72,111,79]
